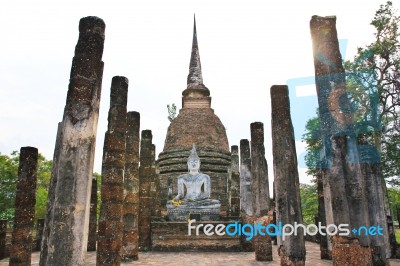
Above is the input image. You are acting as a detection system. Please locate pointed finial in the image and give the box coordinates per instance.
[193,14,198,47]
[183,15,210,97]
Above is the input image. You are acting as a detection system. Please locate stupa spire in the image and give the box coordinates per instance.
[183,14,210,97]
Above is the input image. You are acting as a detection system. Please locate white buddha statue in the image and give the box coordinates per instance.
[167,145,220,220]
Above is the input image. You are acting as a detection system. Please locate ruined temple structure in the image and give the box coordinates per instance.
[3,11,399,266]
[157,16,231,215]
[151,16,241,252]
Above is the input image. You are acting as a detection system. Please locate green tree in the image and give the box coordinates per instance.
[0,151,53,220]
[0,151,19,220]
[302,114,321,178]
[35,154,53,219]
[344,1,400,183]
[300,183,318,225]
[387,187,400,222]
[94,172,102,219]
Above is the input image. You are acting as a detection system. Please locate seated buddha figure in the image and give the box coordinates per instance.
[167,145,220,220]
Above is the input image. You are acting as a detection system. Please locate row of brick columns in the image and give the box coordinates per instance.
[1,14,395,266]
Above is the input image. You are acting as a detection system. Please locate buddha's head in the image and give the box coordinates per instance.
[188,144,200,172]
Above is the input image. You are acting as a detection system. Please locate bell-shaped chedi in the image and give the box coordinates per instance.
[158,16,230,214]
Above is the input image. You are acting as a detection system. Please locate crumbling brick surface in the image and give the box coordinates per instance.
[331,236,372,266]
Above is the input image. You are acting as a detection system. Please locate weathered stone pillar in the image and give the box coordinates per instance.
[240,139,253,216]
[387,215,397,258]
[150,144,160,217]
[254,214,273,261]
[41,16,105,266]
[310,15,372,264]
[122,111,140,261]
[97,76,129,266]
[229,145,240,216]
[250,122,270,216]
[239,139,254,252]
[316,169,331,260]
[87,175,97,251]
[139,130,153,250]
[270,85,305,265]
[40,122,61,266]
[35,219,45,251]
[359,136,388,265]
[310,15,351,227]
[9,147,38,266]
[0,220,6,260]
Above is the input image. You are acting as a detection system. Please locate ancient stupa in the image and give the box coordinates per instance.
[158,16,231,214]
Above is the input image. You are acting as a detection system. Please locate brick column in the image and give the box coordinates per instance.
[138,130,153,250]
[310,15,373,265]
[97,76,129,265]
[271,85,305,265]
[9,147,38,266]
[41,16,105,266]
[316,169,331,260]
[0,220,6,260]
[250,122,270,216]
[87,175,98,251]
[122,111,140,261]
[40,122,61,266]
[254,215,273,261]
[150,144,160,217]
[240,139,253,216]
[239,139,254,251]
[229,145,240,216]
[35,219,45,251]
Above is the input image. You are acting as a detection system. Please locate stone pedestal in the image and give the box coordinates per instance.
[151,221,240,251]
[167,205,221,221]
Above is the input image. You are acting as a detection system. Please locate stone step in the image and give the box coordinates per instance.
[151,221,242,251]
[152,238,241,252]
